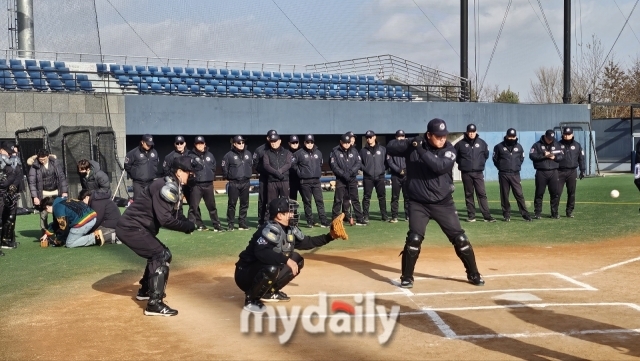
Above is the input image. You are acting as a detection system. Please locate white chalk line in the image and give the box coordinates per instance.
[580,256,640,277]
[454,328,640,340]
[424,309,457,338]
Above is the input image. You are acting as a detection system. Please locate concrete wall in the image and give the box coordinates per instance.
[0,92,126,160]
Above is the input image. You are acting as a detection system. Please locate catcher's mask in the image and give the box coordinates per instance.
[288,199,300,227]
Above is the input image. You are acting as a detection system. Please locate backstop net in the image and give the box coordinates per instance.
[62,130,93,199]
[95,131,129,199]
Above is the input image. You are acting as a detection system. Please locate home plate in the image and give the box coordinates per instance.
[491,293,542,302]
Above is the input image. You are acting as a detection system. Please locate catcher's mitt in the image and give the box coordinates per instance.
[329,213,349,240]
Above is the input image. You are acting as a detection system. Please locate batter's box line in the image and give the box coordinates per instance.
[424,302,640,340]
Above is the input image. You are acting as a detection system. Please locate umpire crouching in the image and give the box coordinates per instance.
[529,130,564,219]
[454,124,494,222]
[116,156,198,316]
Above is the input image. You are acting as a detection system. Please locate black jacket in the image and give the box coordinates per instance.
[386,138,456,204]
[0,156,23,191]
[360,143,387,178]
[529,136,564,170]
[162,149,188,177]
[88,190,121,232]
[558,138,585,171]
[27,155,68,199]
[492,138,525,173]
[329,145,361,182]
[116,175,193,235]
[252,143,268,177]
[262,146,292,183]
[124,146,159,183]
[236,222,333,267]
[288,146,301,183]
[386,153,406,178]
[222,148,253,181]
[189,147,216,183]
[80,160,110,194]
[292,146,323,179]
[454,134,489,172]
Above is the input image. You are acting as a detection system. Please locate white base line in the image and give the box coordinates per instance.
[581,256,640,276]
[551,272,598,290]
[424,309,457,338]
[455,328,640,340]
[389,278,415,296]
[423,302,639,312]
[290,287,593,298]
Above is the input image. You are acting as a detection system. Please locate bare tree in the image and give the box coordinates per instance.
[530,66,562,103]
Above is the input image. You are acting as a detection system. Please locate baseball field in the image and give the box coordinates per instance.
[2,174,640,360]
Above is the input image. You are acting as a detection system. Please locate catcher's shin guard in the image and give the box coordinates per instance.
[1,213,16,242]
[148,265,169,301]
[273,255,304,291]
[400,232,423,282]
[452,234,479,275]
[247,266,279,300]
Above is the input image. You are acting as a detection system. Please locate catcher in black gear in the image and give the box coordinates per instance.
[0,141,22,252]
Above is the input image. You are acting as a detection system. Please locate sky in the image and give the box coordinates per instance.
[2,0,639,102]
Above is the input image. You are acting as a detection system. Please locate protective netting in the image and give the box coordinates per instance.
[95,131,129,199]
[15,127,49,175]
[62,130,93,199]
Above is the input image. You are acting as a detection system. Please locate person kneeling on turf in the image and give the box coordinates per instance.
[235,197,347,314]
[39,196,105,248]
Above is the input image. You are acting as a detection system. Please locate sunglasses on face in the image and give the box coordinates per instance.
[290,142,299,145]
[305,141,314,144]
[235,141,245,145]
[175,142,185,145]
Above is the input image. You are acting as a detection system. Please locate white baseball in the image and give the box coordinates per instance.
[610,189,620,198]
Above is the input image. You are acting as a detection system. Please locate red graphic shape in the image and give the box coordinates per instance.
[331,300,355,315]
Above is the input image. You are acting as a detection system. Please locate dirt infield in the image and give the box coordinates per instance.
[4,237,640,360]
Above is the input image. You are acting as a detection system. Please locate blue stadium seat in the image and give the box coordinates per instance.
[54,61,66,69]
[286,83,297,97]
[348,85,357,98]
[12,71,28,79]
[276,86,285,97]
[271,72,282,81]
[184,67,195,75]
[26,65,40,71]
[198,78,208,86]
[148,66,158,73]
[117,75,129,86]
[210,79,219,87]
[24,59,37,67]
[229,69,240,79]
[311,73,321,83]
[201,73,213,80]
[308,83,318,98]
[281,72,291,81]
[229,86,239,96]
[137,83,150,93]
[45,72,60,82]
[64,79,79,91]
[164,84,177,93]
[185,78,196,86]
[358,88,367,100]
[49,79,64,91]
[112,65,125,77]
[0,59,6,66]
[239,70,250,81]
[190,84,201,94]
[150,83,163,93]
[253,85,264,97]
[158,77,169,85]
[366,75,375,83]
[61,73,74,81]
[232,80,243,88]
[165,71,177,78]
[122,64,134,72]
[204,85,215,96]
[240,86,251,96]
[173,67,183,75]
[32,78,48,91]
[321,74,331,83]
[77,74,89,82]
[216,85,227,95]
[0,63,7,70]
[196,68,207,76]
[42,66,57,75]
[266,81,277,90]
[292,72,302,83]
[219,69,229,78]
[79,80,94,92]
[250,70,261,82]
[170,77,182,85]
[135,65,146,73]
[140,69,152,77]
[318,84,327,98]
[9,59,22,67]
[264,87,274,97]
[368,90,377,100]
[302,73,311,82]
[131,76,142,86]
[208,68,217,76]
[161,66,172,75]
[57,67,70,74]
[10,63,24,71]
[16,78,31,90]
[39,60,51,68]
[259,71,270,82]
[28,70,42,80]
[215,69,226,80]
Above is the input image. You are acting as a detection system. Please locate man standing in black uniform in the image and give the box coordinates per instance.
[387,118,484,289]
[454,124,495,222]
[124,134,158,200]
[529,130,564,219]
[330,133,365,225]
[342,131,358,218]
[222,135,252,231]
[162,136,188,177]
[235,197,344,313]
[292,134,329,228]
[262,133,292,219]
[253,130,278,227]
[493,128,532,222]
[387,130,409,223]
[557,127,585,218]
[188,136,223,232]
[360,130,388,222]
[288,135,301,200]
[0,142,22,251]
[116,156,198,316]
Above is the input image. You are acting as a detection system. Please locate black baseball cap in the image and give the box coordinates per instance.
[269,197,291,219]
[467,124,477,132]
[267,129,278,137]
[174,135,185,144]
[1,141,15,154]
[268,133,281,141]
[340,133,351,143]
[395,130,405,137]
[290,135,299,143]
[141,134,154,146]
[194,135,205,144]
[365,130,376,137]
[233,135,245,143]
[304,134,315,142]
[545,129,555,140]
[171,155,203,172]
[427,118,449,136]
[563,127,573,135]
[506,128,517,137]
[346,131,355,138]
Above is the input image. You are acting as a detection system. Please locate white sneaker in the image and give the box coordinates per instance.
[243,298,266,313]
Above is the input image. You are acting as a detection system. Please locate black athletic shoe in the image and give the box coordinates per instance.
[212,225,225,232]
[1,240,17,249]
[467,218,476,223]
[197,225,208,231]
[238,224,249,231]
[550,214,560,219]
[533,214,542,220]
[136,288,150,301]
[467,273,485,286]
[363,217,370,224]
[144,300,178,316]
[0,250,4,256]
[262,290,290,303]
[566,212,574,218]
[523,215,532,222]
[484,217,497,223]
[381,217,389,222]
[306,223,314,228]
[503,217,511,222]
[227,225,235,232]
[243,297,266,313]
[399,278,413,288]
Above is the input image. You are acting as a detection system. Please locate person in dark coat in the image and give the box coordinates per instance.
[221,135,253,231]
[387,130,409,223]
[79,189,121,244]
[27,148,68,233]
[529,130,564,219]
[188,135,223,232]
[0,141,22,251]
[77,159,110,194]
[124,134,159,200]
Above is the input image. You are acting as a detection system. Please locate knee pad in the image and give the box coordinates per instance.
[404,232,424,257]
[453,234,471,252]
[163,249,173,265]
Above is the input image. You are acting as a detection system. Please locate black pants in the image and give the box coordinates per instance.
[188,182,221,227]
[461,171,491,220]
[265,181,290,219]
[408,197,465,241]
[390,174,408,219]
[498,172,529,218]
[132,181,152,201]
[299,179,328,225]
[534,169,560,216]
[234,252,304,294]
[257,177,267,225]
[227,180,250,227]
[362,176,388,220]
[115,226,169,294]
[289,175,300,201]
[0,192,18,241]
[332,178,363,222]
[557,168,577,215]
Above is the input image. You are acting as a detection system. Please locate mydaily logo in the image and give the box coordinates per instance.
[240,292,400,344]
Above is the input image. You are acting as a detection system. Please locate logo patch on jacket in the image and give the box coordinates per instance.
[530,148,535,153]
[571,146,575,150]
[150,153,155,157]
[206,157,211,161]
[514,148,519,151]
[257,237,268,245]
[475,144,479,148]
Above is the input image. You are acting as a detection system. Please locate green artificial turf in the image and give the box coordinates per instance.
[1,174,638,306]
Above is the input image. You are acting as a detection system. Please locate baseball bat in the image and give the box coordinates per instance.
[113,170,127,201]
